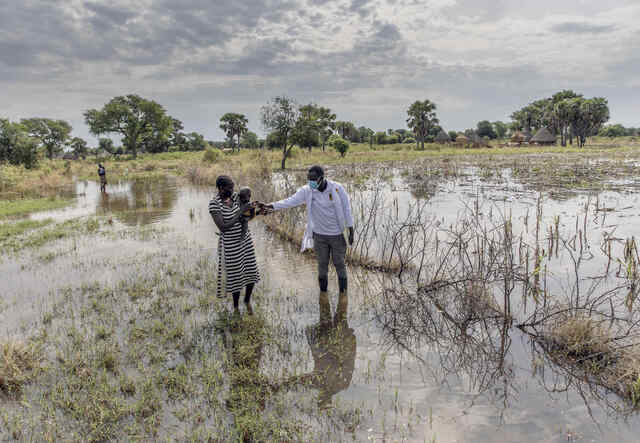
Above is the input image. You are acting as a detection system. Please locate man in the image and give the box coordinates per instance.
[263,165,354,295]
[98,163,107,192]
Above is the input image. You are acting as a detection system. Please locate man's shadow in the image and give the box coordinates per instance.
[301,291,357,409]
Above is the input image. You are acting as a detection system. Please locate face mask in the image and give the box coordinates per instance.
[308,180,319,189]
[220,189,233,199]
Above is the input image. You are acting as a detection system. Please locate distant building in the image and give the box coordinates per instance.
[530,127,556,146]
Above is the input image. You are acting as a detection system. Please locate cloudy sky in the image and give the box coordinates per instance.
[1,0,638,141]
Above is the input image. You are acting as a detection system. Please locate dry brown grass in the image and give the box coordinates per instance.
[0,341,40,395]
[549,315,612,359]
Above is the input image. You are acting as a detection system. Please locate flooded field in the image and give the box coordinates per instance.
[3,155,640,442]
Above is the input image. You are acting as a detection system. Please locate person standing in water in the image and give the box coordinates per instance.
[209,175,260,313]
[262,165,354,296]
[98,163,107,192]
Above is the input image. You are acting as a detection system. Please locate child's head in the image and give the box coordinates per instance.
[238,187,251,203]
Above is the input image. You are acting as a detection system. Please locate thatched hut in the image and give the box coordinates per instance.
[435,130,451,144]
[454,134,469,147]
[530,127,556,146]
[510,131,525,145]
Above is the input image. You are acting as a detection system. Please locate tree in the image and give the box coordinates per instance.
[329,135,350,157]
[21,118,72,159]
[568,97,609,147]
[261,96,299,170]
[298,104,321,152]
[599,124,627,137]
[98,138,115,155]
[69,137,88,159]
[84,94,172,158]
[335,121,357,142]
[448,131,458,141]
[186,132,207,151]
[492,121,508,139]
[313,107,336,152]
[240,131,259,149]
[219,113,248,152]
[476,120,497,139]
[0,119,39,168]
[374,131,387,144]
[407,100,439,150]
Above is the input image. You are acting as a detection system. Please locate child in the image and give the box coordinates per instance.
[238,187,255,240]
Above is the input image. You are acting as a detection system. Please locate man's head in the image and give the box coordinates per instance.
[307,165,325,189]
[238,187,251,203]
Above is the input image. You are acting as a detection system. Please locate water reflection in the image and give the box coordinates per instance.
[304,291,357,409]
[97,177,178,226]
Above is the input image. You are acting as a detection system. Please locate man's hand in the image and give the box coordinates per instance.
[256,202,274,215]
[348,227,354,246]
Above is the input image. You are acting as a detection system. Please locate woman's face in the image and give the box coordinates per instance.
[219,182,234,199]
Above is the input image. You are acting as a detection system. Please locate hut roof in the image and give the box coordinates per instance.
[435,130,451,143]
[456,134,469,142]
[511,131,525,142]
[530,127,556,143]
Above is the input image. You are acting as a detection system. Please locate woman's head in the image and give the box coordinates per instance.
[216,175,234,199]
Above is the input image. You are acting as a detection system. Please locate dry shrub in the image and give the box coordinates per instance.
[548,315,611,359]
[0,341,40,395]
[203,148,222,164]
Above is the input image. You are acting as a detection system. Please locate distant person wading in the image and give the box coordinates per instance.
[98,163,107,192]
[209,175,260,313]
[263,165,354,295]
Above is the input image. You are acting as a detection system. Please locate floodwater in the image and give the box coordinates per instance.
[3,169,640,442]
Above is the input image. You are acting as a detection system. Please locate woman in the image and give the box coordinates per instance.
[209,175,260,312]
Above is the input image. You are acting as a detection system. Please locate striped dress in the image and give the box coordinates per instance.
[209,193,260,297]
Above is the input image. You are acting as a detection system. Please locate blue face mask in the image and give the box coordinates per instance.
[308,180,319,189]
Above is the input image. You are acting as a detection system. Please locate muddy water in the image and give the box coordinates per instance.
[3,174,640,442]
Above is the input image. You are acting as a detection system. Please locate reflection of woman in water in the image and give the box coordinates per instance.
[209,175,260,312]
[304,290,357,409]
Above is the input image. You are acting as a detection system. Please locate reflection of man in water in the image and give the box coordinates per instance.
[304,290,357,409]
[98,163,107,192]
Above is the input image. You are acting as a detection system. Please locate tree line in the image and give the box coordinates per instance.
[1,91,633,170]
[510,90,610,147]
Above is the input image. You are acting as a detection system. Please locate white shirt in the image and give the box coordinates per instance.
[270,180,354,251]
[309,188,342,235]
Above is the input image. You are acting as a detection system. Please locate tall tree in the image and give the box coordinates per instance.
[261,96,299,170]
[568,97,609,147]
[21,118,72,159]
[298,104,321,152]
[84,95,172,158]
[407,100,439,150]
[316,106,336,152]
[219,113,248,152]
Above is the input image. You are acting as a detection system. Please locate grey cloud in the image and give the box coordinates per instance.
[551,22,616,34]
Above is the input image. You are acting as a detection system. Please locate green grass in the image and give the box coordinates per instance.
[0,219,53,242]
[0,197,72,218]
[0,217,100,253]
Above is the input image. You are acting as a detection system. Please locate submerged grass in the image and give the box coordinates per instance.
[0,341,40,396]
[0,251,325,441]
[0,197,72,218]
[0,217,100,254]
[0,218,53,242]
